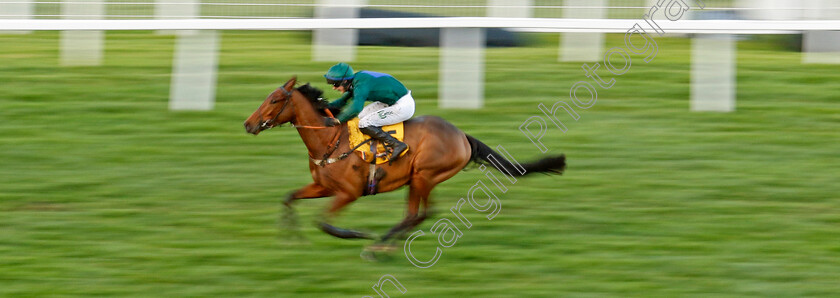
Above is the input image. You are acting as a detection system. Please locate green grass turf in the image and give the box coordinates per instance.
[1,31,839,297]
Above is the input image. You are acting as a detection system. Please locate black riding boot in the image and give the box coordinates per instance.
[360,126,408,162]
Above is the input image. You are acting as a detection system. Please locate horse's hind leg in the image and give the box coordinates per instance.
[317,192,374,239]
[363,181,428,258]
[380,177,433,242]
[380,158,467,242]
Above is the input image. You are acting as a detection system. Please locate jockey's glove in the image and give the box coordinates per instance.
[324,117,341,127]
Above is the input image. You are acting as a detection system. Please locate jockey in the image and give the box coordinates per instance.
[322,62,414,162]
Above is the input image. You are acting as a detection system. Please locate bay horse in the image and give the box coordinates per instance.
[244,77,565,246]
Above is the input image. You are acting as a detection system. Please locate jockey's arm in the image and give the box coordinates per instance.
[336,85,370,123]
[327,92,351,109]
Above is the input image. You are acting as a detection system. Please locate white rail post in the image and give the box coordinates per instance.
[169,30,219,111]
[0,0,33,34]
[802,0,840,64]
[312,0,364,62]
[488,0,533,18]
[738,0,800,21]
[439,28,485,109]
[60,0,104,66]
[559,0,606,62]
[157,0,216,110]
[803,31,840,64]
[155,0,199,35]
[691,34,736,112]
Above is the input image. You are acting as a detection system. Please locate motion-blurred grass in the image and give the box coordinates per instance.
[1,31,839,297]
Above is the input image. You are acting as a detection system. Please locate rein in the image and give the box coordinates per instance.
[266,87,354,167]
[290,109,336,129]
[305,115,342,167]
[291,106,345,167]
[300,109,376,167]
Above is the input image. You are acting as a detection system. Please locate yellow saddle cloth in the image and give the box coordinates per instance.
[347,118,408,164]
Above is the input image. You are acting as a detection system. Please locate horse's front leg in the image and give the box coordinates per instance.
[284,182,334,206]
[317,192,375,239]
[282,183,334,235]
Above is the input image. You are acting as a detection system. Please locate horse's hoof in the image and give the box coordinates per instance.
[365,243,397,253]
[361,246,395,262]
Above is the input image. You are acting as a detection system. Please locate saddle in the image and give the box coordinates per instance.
[346,118,408,164]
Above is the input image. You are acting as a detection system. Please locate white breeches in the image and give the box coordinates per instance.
[357,91,415,128]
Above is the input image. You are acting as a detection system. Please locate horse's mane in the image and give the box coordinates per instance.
[296,83,324,104]
[296,83,339,116]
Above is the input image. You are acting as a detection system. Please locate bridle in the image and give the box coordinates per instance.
[259,86,294,131]
[259,85,346,166]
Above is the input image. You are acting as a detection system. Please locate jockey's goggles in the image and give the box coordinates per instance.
[327,79,347,88]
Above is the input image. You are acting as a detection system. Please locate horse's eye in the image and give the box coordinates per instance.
[270,100,278,104]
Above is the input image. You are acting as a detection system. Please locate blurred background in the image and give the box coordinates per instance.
[1,0,839,297]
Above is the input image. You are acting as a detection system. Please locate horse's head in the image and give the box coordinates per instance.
[244,77,297,135]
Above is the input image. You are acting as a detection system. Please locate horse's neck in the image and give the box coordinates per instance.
[293,95,342,158]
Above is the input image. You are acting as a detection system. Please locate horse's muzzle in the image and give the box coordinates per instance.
[246,120,279,135]
[244,121,263,135]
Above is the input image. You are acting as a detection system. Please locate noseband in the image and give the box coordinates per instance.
[260,87,294,130]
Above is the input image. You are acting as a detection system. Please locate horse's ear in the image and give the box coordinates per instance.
[282,76,297,90]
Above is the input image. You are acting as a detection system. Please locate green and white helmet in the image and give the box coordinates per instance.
[324,62,355,84]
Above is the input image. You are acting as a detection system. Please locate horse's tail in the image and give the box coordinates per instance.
[465,134,566,176]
